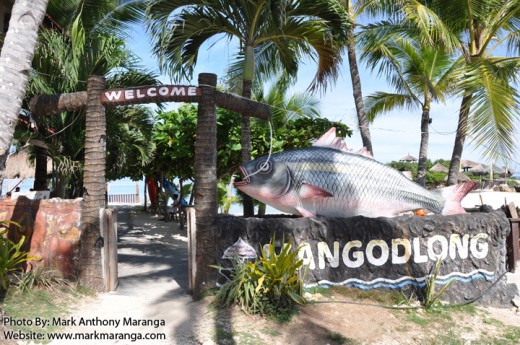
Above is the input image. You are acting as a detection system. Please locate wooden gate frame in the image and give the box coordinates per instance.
[30,73,271,294]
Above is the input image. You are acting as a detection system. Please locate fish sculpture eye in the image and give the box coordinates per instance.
[255,160,272,174]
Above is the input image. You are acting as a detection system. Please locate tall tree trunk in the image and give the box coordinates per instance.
[346,24,373,156]
[241,79,254,217]
[78,76,106,291]
[0,0,49,171]
[33,146,47,190]
[447,94,472,185]
[193,73,218,296]
[416,106,430,187]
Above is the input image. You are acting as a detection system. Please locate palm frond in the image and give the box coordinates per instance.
[364,92,416,122]
[465,61,519,162]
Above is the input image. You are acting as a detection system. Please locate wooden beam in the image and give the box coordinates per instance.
[215,90,270,120]
[29,92,88,116]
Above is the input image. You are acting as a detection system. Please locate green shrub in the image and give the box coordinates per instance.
[0,227,33,292]
[423,257,454,310]
[213,237,306,316]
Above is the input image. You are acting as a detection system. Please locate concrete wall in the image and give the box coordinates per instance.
[0,197,82,278]
[214,211,517,306]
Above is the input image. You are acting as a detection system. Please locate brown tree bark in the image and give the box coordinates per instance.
[78,76,107,291]
[447,94,472,185]
[416,105,431,187]
[346,25,373,156]
[193,73,218,296]
[0,0,49,171]
[29,92,88,117]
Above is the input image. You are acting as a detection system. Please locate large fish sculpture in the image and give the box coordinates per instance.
[234,128,476,218]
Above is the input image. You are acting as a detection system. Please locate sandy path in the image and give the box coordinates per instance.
[46,206,206,345]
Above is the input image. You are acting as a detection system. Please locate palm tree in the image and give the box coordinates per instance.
[397,0,520,185]
[359,29,457,186]
[0,0,49,171]
[146,0,349,216]
[25,0,157,290]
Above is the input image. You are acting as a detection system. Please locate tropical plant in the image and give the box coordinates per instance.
[0,225,34,292]
[146,0,350,216]
[423,257,454,310]
[213,237,306,316]
[22,1,159,196]
[359,29,457,186]
[0,0,49,171]
[394,0,520,185]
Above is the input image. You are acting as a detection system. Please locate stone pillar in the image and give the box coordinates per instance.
[193,73,218,295]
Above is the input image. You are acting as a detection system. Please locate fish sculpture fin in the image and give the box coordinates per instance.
[440,181,478,215]
[295,206,316,218]
[313,128,374,158]
[355,147,373,159]
[300,183,333,199]
[313,127,349,152]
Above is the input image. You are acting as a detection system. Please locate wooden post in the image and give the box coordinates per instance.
[193,73,218,295]
[187,207,197,291]
[78,76,107,291]
[507,203,520,272]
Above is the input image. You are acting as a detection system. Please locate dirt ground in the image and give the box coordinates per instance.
[4,206,520,345]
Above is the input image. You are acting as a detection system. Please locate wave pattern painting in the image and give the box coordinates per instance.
[305,269,495,290]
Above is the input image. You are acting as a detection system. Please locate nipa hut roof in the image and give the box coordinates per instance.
[444,172,470,182]
[399,154,417,162]
[460,159,480,169]
[468,163,487,174]
[429,163,449,173]
[3,147,52,179]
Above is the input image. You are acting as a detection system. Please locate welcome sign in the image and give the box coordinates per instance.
[100,85,201,106]
[215,211,514,305]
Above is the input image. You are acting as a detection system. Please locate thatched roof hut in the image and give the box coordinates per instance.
[430,163,449,173]
[399,154,417,162]
[444,172,470,182]
[460,159,480,171]
[468,163,487,175]
[3,147,51,179]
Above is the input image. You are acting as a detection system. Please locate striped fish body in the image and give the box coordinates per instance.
[235,146,474,218]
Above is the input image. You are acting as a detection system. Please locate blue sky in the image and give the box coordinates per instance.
[126,25,519,169]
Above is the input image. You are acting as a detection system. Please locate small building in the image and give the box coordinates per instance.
[399,154,417,163]
[430,163,449,173]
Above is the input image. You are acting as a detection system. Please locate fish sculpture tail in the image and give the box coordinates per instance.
[439,181,478,215]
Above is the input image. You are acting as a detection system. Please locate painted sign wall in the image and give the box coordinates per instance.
[214,211,515,306]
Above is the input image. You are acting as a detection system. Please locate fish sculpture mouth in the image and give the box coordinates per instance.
[234,166,250,186]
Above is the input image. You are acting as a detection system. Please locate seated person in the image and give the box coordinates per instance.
[170,194,188,220]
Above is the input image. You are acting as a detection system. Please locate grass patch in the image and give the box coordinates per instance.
[327,286,411,305]
[1,284,94,344]
[261,326,282,337]
[406,312,429,327]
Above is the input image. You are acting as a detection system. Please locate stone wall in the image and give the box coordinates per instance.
[0,197,82,278]
[214,211,516,306]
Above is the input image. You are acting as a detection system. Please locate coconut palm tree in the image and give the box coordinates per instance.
[25,0,157,291]
[0,0,49,172]
[359,29,457,186]
[396,0,520,185]
[146,0,349,216]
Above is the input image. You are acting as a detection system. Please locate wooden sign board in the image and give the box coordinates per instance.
[100,85,201,106]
